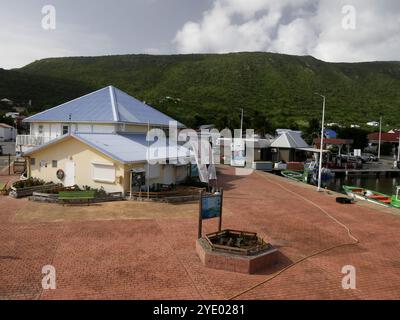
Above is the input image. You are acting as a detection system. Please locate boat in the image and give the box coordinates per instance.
[343,185,400,208]
[311,167,334,184]
[391,187,400,208]
[281,170,307,183]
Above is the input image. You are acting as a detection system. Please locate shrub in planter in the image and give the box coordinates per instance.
[13,178,48,189]
[80,185,107,197]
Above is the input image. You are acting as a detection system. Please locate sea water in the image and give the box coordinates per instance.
[324,176,400,196]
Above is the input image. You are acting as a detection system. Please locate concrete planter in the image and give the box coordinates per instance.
[9,183,59,199]
[29,191,124,204]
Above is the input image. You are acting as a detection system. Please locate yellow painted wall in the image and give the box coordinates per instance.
[28,137,125,193]
[27,137,188,194]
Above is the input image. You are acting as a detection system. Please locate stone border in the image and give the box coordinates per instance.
[196,238,279,274]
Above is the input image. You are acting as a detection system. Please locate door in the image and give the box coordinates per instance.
[64,161,75,186]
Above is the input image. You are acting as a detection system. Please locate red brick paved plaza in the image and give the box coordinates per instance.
[1,166,400,299]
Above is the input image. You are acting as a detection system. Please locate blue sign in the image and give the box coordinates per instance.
[201,195,222,220]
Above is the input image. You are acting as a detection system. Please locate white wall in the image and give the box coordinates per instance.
[76,124,92,133]
[0,127,16,141]
[29,122,117,135]
[50,123,62,138]
[92,124,116,133]
[163,165,176,184]
[176,165,188,183]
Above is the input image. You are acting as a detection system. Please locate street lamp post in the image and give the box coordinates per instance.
[315,93,326,192]
[378,115,382,160]
[240,108,244,138]
[397,132,400,164]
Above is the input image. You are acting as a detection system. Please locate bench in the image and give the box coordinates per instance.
[58,190,96,205]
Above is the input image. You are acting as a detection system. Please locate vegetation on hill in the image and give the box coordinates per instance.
[1,52,399,132]
[0,68,93,114]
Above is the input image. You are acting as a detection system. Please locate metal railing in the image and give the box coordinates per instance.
[16,135,54,147]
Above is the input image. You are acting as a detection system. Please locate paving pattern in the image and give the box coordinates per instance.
[1,167,400,300]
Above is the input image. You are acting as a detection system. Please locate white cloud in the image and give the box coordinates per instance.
[174,0,400,62]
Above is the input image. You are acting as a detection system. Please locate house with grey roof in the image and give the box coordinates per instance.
[18,85,184,153]
[270,130,317,163]
[18,86,190,194]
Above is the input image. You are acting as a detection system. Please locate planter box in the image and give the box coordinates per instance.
[29,192,59,203]
[196,238,279,274]
[29,191,124,204]
[9,183,59,198]
[91,192,124,203]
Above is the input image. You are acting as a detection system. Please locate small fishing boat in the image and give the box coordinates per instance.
[343,185,400,208]
[391,187,400,208]
[311,167,334,183]
[281,170,307,183]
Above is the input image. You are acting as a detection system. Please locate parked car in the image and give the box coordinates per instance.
[0,145,3,156]
[345,152,369,163]
[362,153,378,162]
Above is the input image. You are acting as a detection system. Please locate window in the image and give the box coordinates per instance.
[38,125,43,134]
[62,125,69,135]
[52,160,58,168]
[40,160,47,168]
[91,162,115,183]
[30,158,36,165]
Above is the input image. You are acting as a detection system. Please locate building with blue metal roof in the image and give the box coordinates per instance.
[18,86,191,194]
[24,85,184,127]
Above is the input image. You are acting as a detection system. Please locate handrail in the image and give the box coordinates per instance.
[16,135,54,147]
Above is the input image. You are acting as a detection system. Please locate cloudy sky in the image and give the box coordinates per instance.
[1,0,400,69]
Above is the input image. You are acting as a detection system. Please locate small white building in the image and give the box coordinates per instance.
[0,123,17,141]
[1,98,13,105]
[5,112,19,119]
[366,121,379,127]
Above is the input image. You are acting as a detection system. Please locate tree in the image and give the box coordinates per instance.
[381,142,393,156]
[0,115,15,126]
[304,118,320,144]
[336,127,369,151]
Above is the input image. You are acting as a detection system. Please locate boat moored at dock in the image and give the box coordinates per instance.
[343,185,400,208]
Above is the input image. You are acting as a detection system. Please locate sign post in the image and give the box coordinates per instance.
[198,190,203,239]
[198,188,223,239]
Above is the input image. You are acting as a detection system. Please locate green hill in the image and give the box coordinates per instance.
[0,68,93,112]
[3,52,400,130]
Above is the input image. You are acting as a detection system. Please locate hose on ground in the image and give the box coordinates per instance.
[228,172,359,300]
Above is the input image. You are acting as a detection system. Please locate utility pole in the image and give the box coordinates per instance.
[315,93,326,192]
[397,132,400,163]
[240,108,244,138]
[378,115,382,160]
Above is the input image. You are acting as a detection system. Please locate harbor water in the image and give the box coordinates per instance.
[324,175,400,196]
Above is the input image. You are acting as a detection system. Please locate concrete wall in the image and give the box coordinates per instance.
[0,126,17,141]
